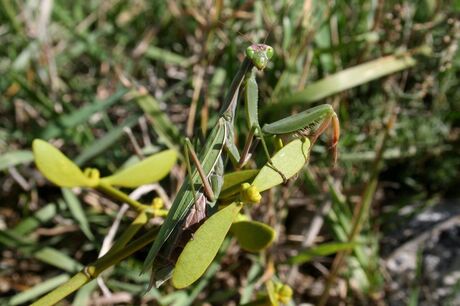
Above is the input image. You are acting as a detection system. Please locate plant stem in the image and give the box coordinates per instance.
[31,227,158,306]
[97,181,150,212]
[109,210,148,254]
[317,103,397,306]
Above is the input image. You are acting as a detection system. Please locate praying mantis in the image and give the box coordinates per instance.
[141,43,341,287]
[141,44,275,285]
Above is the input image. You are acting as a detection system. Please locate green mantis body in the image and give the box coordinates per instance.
[141,44,274,284]
[143,43,341,288]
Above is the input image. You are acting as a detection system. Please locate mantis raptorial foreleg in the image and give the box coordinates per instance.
[236,69,274,169]
[235,69,340,187]
[262,104,341,164]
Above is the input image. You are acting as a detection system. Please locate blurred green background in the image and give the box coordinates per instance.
[0,0,459,305]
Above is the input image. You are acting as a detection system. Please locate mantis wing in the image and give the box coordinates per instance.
[142,118,227,272]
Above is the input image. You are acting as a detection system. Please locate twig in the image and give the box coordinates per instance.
[97,185,158,294]
[8,166,30,191]
[123,127,144,160]
[138,116,153,147]
[317,103,398,306]
[31,227,158,306]
[186,65,205,137]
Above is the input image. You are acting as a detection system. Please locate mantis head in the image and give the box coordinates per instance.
[246,44,274,70]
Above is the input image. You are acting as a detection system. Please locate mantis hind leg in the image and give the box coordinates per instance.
[184,138,216,201]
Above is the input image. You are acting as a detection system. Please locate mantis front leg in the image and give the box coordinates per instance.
[262,104,341,165]
[238,76,341,183]
[234,69,289,182]
[237,69,275,169]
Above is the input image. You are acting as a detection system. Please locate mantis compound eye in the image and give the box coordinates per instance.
[246,46,255,60]
[266,46,274,60]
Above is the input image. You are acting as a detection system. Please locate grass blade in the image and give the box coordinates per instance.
[0,230,82,272]
[0,150,33,171]
[273,53,416,107]
[62,188,95,241]
[41,88,129,139]
[136,91,182,152]
[12,203,57,235]
[75,115,139,165]
[8,274,70,306]
[287,242,356,265]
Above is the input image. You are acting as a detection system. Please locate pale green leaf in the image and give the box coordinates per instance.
[266,280,279,306]
[172,202,242,289]
[101,150,177,187]
[73,280,97,306]
[273,53,417,108]
[231,220,276,252]
[0,150,33,171]
[252,139,310,192]
[145,46,191,67]
[287,242,356,264]
[32,139,95,187]
[220,169,259,200]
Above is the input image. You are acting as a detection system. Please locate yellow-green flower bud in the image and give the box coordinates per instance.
[83,168,100,187]
[240,183,262,204]
[275,283,293,304]
[151,197,164,209]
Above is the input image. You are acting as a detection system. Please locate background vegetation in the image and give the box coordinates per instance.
[0,0,459,305]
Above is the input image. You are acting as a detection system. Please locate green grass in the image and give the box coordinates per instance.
[0,0,459,305]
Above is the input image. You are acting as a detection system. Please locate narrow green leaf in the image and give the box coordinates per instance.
[231,220,276,252]
[0,231,82,272]
[41,88,128,139]
[101,150,177,187]
[13,203,57,235]
[0,0,25,38]
[73,279,97,306]
[32,139,95,187]
[136,91,182,152]
[35,247,83,272]
[0,150,33,171]
[287,242,356,265]
[145,46,191,67]
[266,280,279,306]
[172,202,242,289]
[240,297,273,306]
[62,189,95,241]
[74,115,139,165]
[240,262,264,304]
[252,139,310,192]
[8,274,70,306]
[220,169,259,199]
[272,53,416,108]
